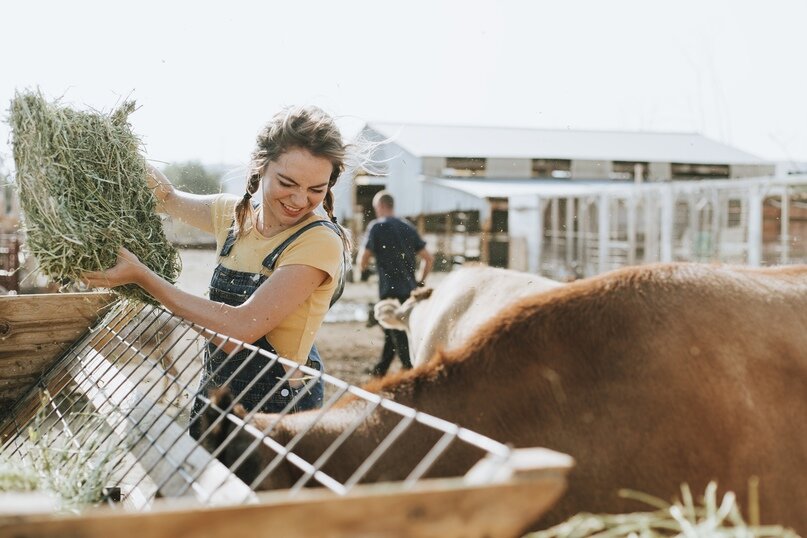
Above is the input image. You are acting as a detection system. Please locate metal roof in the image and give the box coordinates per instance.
[366,123,768,165]
[423,175,807,200]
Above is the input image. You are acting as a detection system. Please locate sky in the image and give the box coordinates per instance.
[1,0,805,176]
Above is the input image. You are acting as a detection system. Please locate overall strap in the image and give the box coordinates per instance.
[261,220,346,307]
[219,223,237,257]
[220,202,261,257]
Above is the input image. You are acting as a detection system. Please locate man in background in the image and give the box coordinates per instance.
[359,190,433,376]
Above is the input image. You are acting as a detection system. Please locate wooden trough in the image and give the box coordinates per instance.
[0,293,573,537]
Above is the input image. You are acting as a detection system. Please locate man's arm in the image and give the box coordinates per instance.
[358,247,374,281]
[358,223,376,281]
[416,247,433,285]
[359,247,373,272]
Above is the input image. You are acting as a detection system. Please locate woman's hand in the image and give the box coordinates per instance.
[82,247,148,289]
[146,163,174,206]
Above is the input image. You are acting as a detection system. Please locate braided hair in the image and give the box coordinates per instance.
[233,105,351,252]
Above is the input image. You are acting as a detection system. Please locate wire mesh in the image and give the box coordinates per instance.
[0,299,514,511]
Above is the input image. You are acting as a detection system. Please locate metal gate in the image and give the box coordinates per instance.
[0,296,571,537]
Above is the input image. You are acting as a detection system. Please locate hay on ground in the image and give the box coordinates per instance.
[528,482,797,538]
[9,89,180,303]
[0,392,129,512]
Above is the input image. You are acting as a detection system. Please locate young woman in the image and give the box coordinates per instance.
[83,106,352,436]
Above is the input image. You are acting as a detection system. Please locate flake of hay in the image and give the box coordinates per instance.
[9,89,180,303]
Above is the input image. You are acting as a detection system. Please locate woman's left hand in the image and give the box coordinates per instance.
[82,247,146,288]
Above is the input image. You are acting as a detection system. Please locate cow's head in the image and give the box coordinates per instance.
[374,288,433,331]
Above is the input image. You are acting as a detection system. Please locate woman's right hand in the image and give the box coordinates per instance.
[146,163,174,206]
[81,247,149,289]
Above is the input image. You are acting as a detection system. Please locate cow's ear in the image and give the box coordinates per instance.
[396,297,418,322]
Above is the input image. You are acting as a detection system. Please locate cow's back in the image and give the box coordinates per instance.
[409,266,561,365]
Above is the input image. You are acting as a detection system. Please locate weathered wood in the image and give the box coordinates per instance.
[0,292,115,414]
[0,465,569,538]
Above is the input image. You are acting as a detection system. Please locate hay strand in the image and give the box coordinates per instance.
[527,482,797,538]
[9,89,180,303]
[0,392,129,512]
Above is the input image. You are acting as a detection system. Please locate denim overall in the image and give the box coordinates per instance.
[190,219,345,438]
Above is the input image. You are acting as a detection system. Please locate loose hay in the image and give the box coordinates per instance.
[0,392,129,512]
[528,482,797,538]
[9,89,180,303]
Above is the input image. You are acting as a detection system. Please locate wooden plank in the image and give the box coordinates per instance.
[0,292,115,415]
[69,348,256,505]
[0,468,569,538]
[0,363,83,443]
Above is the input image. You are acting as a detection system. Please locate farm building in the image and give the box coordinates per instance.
[338,123,807,279]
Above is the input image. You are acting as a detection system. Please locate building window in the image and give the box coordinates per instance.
[532,159,571,179]
[609,161,649,181]
[671,163,730,180]
[727,199,743,228]
[444,157,486,177]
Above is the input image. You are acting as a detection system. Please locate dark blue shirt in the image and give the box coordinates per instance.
[363,217,426,300]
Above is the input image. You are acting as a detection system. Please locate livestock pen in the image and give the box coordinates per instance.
[0,292,572,537]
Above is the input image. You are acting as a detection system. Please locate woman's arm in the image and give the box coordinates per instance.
[147,164,217,234]
[83,248,327,344]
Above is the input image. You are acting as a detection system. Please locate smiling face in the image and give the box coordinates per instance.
[259,146,333,233]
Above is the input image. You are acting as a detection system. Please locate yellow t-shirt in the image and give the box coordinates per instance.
[210,194,343,364]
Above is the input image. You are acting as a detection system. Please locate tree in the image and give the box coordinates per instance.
[162,161,221,195]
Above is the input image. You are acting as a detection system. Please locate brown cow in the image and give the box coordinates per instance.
[203,262,807,533]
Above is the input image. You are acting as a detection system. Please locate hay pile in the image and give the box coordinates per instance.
[9,89,180,303]
[528,482,797,538]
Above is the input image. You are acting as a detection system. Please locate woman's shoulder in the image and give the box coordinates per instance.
[282,217,343,255]
[211,194,240,232]
[215,193,239,212]
[297,217,343,247]
[276,217,343,275]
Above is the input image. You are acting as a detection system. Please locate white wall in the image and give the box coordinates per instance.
[486,158,531,178]
[508,195,541,273]
[648,162,671,182]
[571,159,611,179]
[730,164,775,179]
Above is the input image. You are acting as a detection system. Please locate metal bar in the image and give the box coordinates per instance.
[340,413,416,492]
[0,301,145,458]
[69,348,253,503]
[246,391,380,493]
[403,429,458,488]
[107,325,218,497]
[1,297,521,515]
[48,309,194,467]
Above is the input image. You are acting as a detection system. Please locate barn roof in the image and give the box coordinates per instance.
[422,174,807,201]
[365,122,768,165]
